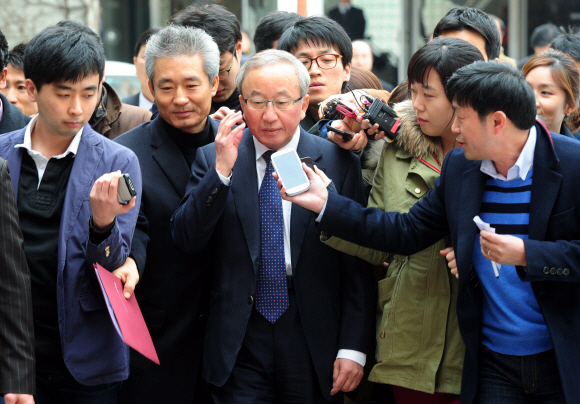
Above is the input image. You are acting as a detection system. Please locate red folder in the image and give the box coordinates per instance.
[94,263,160,365]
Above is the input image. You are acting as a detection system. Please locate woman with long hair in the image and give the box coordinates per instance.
[522,50,580,137]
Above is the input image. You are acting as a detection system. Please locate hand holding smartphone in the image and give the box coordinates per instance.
[271,148,310,196]
[117,173,137,204]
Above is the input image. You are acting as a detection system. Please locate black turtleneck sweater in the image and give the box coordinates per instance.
[211,88,241,114]
[160,117,213,168]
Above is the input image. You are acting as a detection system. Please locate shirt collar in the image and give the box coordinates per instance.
[253,126,301,161]
[139,91,154,110]
[0,95,3,123]
[15,114,84,158]
[480,125,536,181]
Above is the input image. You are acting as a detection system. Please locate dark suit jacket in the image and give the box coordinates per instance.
[328,6,366,40]
[0,93,30,135]
[320,121,580,404]
[115,116,219,402]
[122,92,140,107]
[171,128,375,401]
[0,158,34,395]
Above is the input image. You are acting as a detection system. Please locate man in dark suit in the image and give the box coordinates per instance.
[0,158,34,403]
[171,49,374,403]
[115,25,221,403]
[327,0,366,41]
[285,61,580,403]
[0,30,30,134]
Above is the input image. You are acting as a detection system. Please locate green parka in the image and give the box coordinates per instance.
[323,100,464,394]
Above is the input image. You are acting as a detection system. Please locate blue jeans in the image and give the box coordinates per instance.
[477,345,565,404]
[35,370,121,404]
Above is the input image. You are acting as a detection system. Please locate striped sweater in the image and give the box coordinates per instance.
[473,169,553,355]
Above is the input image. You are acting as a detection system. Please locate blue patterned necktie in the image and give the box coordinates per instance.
[255,150,289,323]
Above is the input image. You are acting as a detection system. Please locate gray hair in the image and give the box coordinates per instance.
[235,49,310,97]
[144,24,220,85]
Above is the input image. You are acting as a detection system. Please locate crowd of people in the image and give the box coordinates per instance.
[0,3,579,404]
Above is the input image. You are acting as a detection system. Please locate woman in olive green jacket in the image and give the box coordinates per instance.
[323,38,484,403]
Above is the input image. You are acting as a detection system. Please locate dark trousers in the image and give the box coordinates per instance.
[35,368,121,404]
[477,345,565,404]
[211,290,335,403]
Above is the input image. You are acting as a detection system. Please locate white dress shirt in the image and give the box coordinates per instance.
[480,126,536,181]
[138,91,153,111]
[15,115,83,188]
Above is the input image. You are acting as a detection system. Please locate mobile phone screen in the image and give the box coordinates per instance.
[272,152,309,190]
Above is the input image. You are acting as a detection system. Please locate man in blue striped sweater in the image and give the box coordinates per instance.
[281,61,580,404]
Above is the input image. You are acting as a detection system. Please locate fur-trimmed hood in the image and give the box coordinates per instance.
[393,100,444,162]
[361,100,444,173]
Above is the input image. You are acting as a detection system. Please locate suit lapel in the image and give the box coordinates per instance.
[231,131,261,274]
[290,130,323,272]
[528,125,561,241]
[456,162,487,280]
[60,126,103,271]
[150,119,192,198]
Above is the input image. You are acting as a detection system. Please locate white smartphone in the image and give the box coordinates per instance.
[271,148,311,196]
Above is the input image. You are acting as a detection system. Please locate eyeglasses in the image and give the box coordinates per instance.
[218,56,234,80]
[242,97,303,110]
[297,54,343,71]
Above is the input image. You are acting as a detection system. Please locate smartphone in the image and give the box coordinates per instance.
[327,125,354,141]
[271,148,311,196]
[117,173,137,204]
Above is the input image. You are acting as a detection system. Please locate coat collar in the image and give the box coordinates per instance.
[149,116,218,198]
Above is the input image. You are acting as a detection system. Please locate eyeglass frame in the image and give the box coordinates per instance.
[241,96,304,110]
[218,55,235,79]
[297,54,343,71]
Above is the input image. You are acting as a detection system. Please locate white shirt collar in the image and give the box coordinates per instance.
[15,114,84,159]
[480,126,536,181]
[139,91,153,111]
[253,126,301,161]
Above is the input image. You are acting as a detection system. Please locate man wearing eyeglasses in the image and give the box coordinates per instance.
[114,25,221,403]
[172,49,374,403]
[277,16,352,131]
[170,4,243,117]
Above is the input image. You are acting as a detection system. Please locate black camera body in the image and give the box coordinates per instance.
[323,95,400,142]
[363,98,400,142]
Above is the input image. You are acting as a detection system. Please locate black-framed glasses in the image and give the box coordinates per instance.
[297,54,343,71]
[242,97,303,110]
[218,56,234,80]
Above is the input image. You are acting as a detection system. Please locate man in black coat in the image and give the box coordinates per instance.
[327,0,366,41]
[115,25,221,403]
[0,29,30,134]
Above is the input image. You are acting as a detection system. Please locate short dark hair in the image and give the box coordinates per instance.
[433,7,501,60]
[133,27,162,57]
[488,14,504,34]
[276,15,353,67]
[0,29,8,71]
[446,61,536,130]
[7,43,27,72]
[169,4,241,56]
[24,25,105,90]
[408,37,485,101]
[57,19,102,43]
[550,27,580,63]
[530,23,559,49]
[254,11,304,53]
